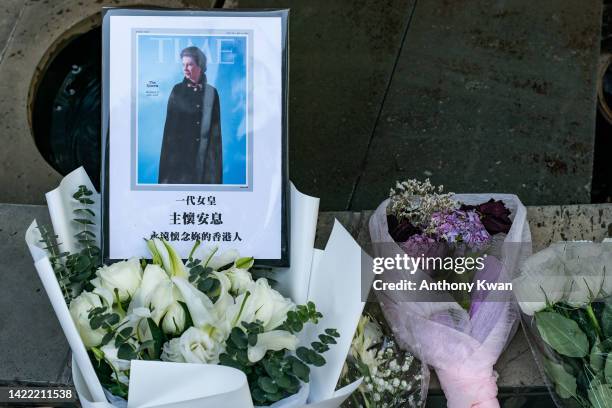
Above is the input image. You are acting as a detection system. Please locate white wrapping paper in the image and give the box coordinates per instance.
[26,168,365,408]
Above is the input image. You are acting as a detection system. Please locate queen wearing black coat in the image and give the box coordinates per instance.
[158,46,223,184]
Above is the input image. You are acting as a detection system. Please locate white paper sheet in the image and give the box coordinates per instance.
[26,221,107,403]
[45,167,101,254]
[303,379,362,408]
[300,220,372,403]
[128,361,253,408]
[275,183,320,304]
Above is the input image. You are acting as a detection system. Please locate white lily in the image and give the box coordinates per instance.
[172,276,217,329]
[147,238,187,278]
[195,246,239,270]
[247,330,299,363]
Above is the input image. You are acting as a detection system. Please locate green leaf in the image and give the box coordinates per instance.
[178,301,193,329]
[258,377,278,394]
[117,343,137,360]
[115,327,133,347]
[291,358,310,383]
[235,257,254,270]
[73,208,95,217]
[606,353,612,383]
[275,374,293,390]
[230,328,248,350]
[588,378,612,408]
[198,278,214,293]
[311,341,329,353]
[74,218,95,225]
[591,340,606,373]
[147,318,166,359]
[543,358,577,399]
[319,334,337,345]
[90,315,105,330]
[603,303,612,339]
[296,347,311,363]
[536,311,589,357]
[309,352,326,367]
[75,230,96,238]
[100,332,114,347]
[325,328,340,338]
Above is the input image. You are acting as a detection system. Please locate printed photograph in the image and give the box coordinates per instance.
[135,33,249,188]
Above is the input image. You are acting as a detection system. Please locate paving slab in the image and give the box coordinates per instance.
[237,0,416,210]
[0,0,217,206]
[350,0,602,210]
[0,203,70,385]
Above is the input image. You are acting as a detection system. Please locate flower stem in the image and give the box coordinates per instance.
[586,303,603,340]
[232,291,251,327]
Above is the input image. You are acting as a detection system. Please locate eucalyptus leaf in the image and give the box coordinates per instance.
[258,377,278,394]
[543,358,577,399]
[536,311,589,357]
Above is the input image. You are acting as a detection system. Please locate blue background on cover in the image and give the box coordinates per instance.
[137,34,247,185]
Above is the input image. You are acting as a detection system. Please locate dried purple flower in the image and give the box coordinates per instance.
[387,214,421,242]
[427,210,491,251]
[461,199,512,235]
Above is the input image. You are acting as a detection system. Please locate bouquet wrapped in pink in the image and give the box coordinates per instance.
[368,180,532,407]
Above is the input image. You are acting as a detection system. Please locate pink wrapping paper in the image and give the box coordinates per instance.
[369,194,531,408]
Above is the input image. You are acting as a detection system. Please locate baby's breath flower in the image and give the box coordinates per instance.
[389,178,456,226]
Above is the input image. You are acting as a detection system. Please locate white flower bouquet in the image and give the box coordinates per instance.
[514,240,612,407]
[26,168,367,408]
[338,312,426,408]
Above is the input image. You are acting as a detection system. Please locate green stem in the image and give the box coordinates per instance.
[586,303,603,340]
[232,291,251,327]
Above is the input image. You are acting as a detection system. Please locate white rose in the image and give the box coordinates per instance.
[100,343,131,385]
[593,243,612,297]
[513,246,568,315]
[92,258,142,302]
[565,257,605,307]
[248,279,295,331]
[161,338,186,362]
[129,264,169,311]
[69,291,109,348]
[247,330,298,363]
[225,267,254,294]
[176,327,224,364]
[161,302,187,335]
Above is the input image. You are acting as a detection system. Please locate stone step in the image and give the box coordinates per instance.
[1,202,610,402]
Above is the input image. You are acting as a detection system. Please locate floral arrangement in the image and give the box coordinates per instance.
[339,313,424,408]
[38,185,339,407]
[514,242,612,407]
[369,178,530,408]
[386,179,512,309]
[387,179,511,251]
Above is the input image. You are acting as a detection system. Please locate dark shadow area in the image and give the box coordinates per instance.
[32,26,102,190]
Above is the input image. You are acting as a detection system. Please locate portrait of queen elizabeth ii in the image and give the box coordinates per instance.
[158,46,223,185]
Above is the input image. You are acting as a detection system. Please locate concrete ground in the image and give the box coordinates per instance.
[2,202,611,406]
[0,0,604,210]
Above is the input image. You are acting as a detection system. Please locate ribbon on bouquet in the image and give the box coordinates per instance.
[26,167,366,408]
